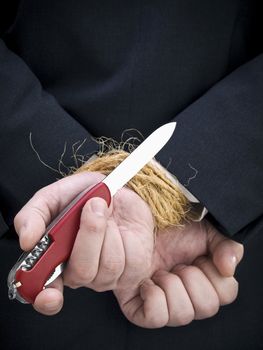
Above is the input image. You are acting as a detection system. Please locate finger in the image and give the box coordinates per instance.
[116,280,169,328]
[206,221,244,277]
[113,188,154,287]
[63,197,109,288]
[33,276,64,315]
[152,270,194,327]
[194,256,239,305]
[14,172,105,251]
[91,219,125,291]
[173,265,220,320]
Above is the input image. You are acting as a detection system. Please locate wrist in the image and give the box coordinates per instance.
[75,151,192,229]
[150,158,208,222]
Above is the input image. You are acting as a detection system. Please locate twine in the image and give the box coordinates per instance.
[75,150,192,230]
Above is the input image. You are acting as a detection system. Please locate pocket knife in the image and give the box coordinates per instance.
[7,122,176,304]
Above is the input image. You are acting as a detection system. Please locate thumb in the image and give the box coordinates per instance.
[14,172,105,251]
[206,221,244,277]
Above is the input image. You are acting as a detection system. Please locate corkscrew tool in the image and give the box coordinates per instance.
[7,122,176,304]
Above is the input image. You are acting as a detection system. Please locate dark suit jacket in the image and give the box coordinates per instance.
[0,1,263,349]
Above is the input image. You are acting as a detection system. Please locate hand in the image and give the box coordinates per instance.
[14,171,154,312]
[116,220,243,328]
[14,172,244,328]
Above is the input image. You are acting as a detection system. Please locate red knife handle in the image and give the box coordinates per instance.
[15,182,111,304]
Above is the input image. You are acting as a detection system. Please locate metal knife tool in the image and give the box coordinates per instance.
[7,122,176,304]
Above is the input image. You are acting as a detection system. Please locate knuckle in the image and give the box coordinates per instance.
[30,190,56,222]
[35,188,59,211]
[31,205,50,223]
[80,215,105,233]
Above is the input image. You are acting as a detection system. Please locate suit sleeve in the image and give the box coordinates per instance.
[157,54,263,242]
[0,39,97,236]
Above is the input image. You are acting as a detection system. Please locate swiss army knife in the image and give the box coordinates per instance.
[7,122,176,304]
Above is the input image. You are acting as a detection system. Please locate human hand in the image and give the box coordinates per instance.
[14,171,243,328]
[14,171,154,313]
[115,219,243,328]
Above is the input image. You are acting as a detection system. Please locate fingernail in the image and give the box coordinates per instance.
[90,198,106,216]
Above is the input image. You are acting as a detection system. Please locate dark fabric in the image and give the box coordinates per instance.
[157,55,263,239]
[0,1,263,348]
[0,213,9,238]
[0,39,97,223]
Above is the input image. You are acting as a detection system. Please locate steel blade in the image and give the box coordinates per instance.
[103,122,176,195]
[44,263,65,287]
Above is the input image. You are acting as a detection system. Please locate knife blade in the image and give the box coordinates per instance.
[7,122,176,304]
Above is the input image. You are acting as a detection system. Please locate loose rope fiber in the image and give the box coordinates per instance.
[75,150,192,230]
